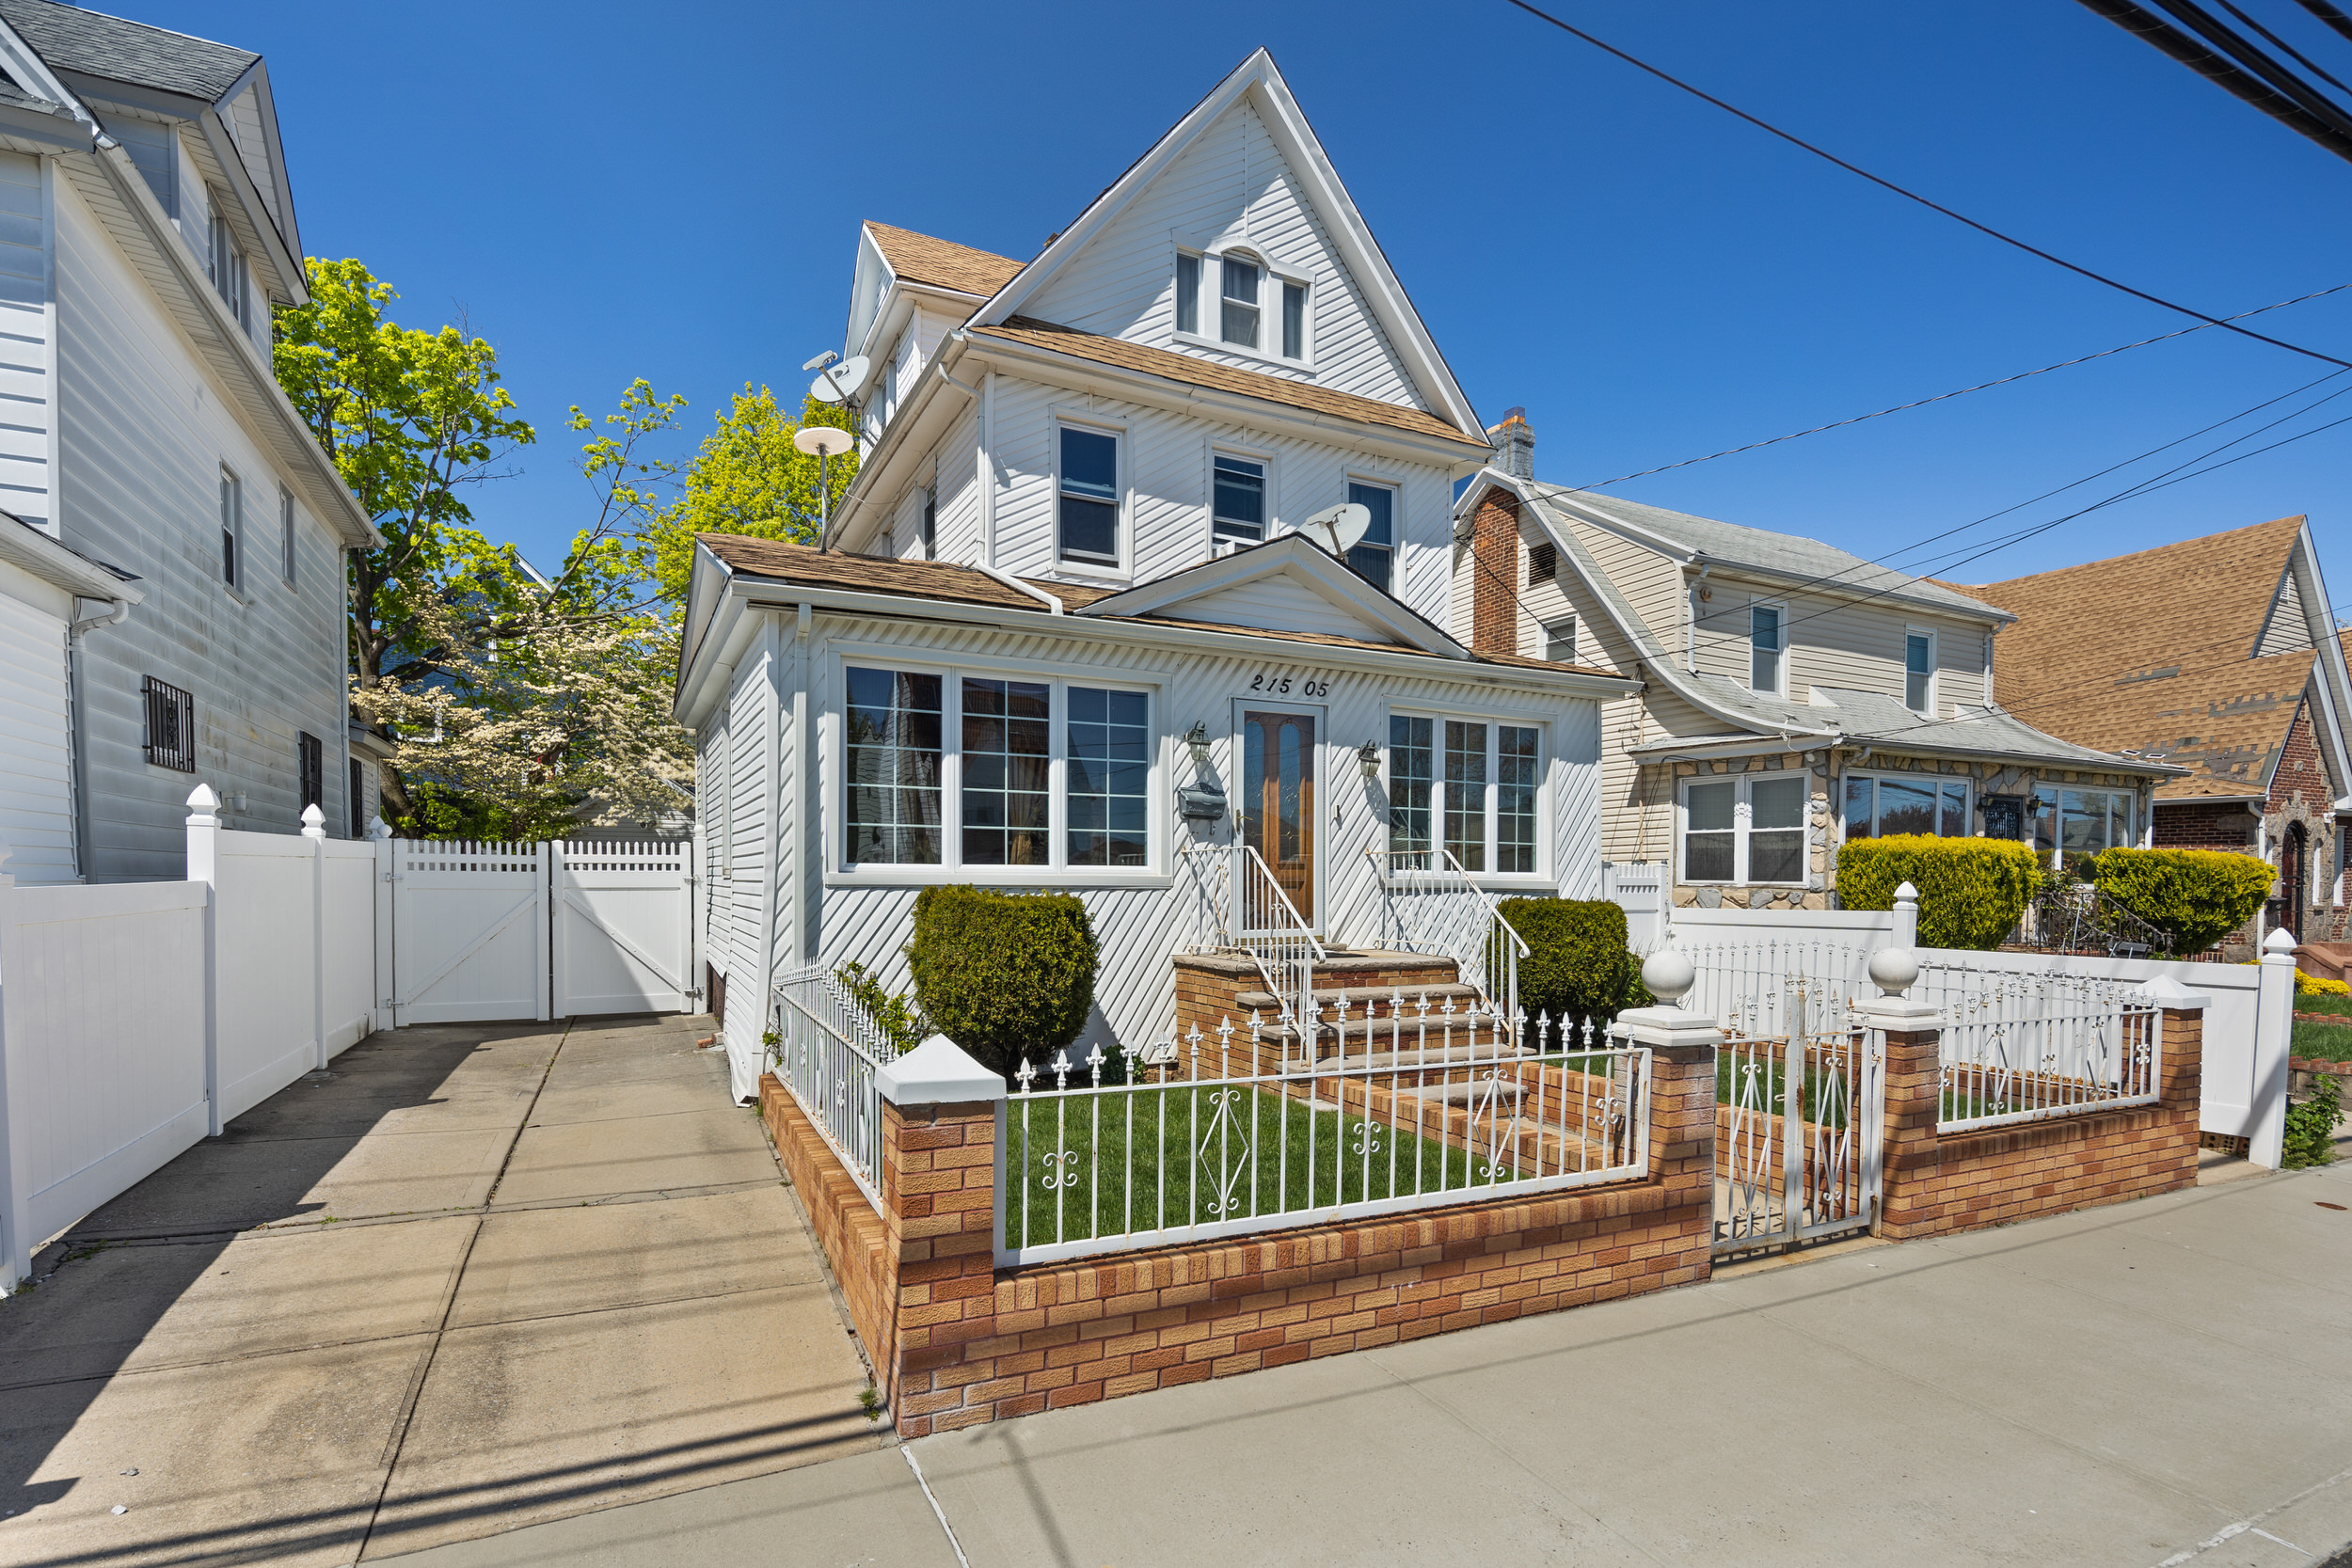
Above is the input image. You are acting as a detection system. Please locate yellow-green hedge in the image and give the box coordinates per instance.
[2085,847,2272,956]
[1836,835,2041,950]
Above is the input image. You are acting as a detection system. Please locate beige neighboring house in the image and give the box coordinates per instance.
[1451,417,2178,910]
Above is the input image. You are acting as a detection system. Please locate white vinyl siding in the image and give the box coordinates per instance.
[0,582,75,882]
[0,152,52,532]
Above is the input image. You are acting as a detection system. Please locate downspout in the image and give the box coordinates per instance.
[754,611,784,1100]
[67,595,128,881]
[1685,562,1708,673]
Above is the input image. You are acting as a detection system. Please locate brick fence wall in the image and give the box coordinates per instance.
[761,1037,1715,1439]
[1877,1006,2203,1240]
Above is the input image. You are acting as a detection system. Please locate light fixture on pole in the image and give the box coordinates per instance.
[795,424,856,553]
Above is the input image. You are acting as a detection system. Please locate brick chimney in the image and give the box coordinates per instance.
[1469,407,1532,656]
[1488,406,1534,481]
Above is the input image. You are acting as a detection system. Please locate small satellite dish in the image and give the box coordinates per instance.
[1300,501,1371,558]
[808,354,871,405]
[794,426,855,458]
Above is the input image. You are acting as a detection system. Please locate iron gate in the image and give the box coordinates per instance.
[1714,978,1885,1259]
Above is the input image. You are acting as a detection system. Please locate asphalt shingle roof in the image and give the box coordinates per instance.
[1549,488,2012,621]
[865,222,1025,299]
[0,0,254,103]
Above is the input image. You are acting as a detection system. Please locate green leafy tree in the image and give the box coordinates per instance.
[647,385,857,602]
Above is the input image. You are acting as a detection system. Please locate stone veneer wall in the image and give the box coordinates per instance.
[1662,749,2159,912]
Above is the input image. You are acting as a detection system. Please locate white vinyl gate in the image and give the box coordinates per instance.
[379,838,692,1026]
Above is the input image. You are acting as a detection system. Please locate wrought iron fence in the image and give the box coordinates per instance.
[2002,879,2185,959]
[771,962,889,1208]
[996,996,1650,1266]
[1919,962,2162,1132]
[1716,1015,1882,1255]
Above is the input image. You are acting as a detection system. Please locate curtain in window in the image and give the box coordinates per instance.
[1684,780,1735,881]
[1749,775,1806,883]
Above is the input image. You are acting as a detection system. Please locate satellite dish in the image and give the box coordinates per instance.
[808,355,871,405]
[794,426,855,458]
[1300,501,1371,558]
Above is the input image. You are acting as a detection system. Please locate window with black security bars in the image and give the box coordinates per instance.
[298,731,324,816]
[143,675,195,771]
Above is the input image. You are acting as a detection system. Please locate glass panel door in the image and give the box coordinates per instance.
[1241,709,1317,926]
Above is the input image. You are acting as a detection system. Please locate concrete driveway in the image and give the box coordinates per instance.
[0,1013,886,1565]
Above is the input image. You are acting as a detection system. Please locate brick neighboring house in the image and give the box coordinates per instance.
[1969,515,2352,957]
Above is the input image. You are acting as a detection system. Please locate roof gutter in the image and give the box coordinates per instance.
[974,560,1061,613]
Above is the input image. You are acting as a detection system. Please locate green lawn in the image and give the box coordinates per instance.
[1000,1066,1617,1251]
[1715,1050,1854,1129]
[2296,991,2352,1019]
[2293,1019,2352,1065]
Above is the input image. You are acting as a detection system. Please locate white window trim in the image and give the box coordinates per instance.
[1747,598,1787,696]
[1343,473,1399,593]
[1172,245,1317,372]
[1382,705,1552,886]
[1051,413,1130,578]
[1904,626,1937,717]
[219,465,245,596]
[825,647,1166,888]
[2043,784,2139,869]
[1208,440,1277,553]
[1542,615,1577,663]
[1678,770,1810,887]
[1842,768,1974,844]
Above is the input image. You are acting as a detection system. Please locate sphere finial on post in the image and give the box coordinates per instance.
[1640,945,1696,1008]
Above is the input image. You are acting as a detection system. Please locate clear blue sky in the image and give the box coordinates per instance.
[105,0,2352,600]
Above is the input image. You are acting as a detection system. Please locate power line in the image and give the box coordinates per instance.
[1565,284,2348,493]
[1501,0,2352,368]
[2074,0,2352,162]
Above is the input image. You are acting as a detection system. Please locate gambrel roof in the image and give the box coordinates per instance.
[1970,515,2352,802]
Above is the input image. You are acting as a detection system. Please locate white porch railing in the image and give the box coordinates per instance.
[771,962,888,1207]
[1177,844,1325,1024]
[1370,847,1529,1020]
[996,999,1649,1266]
[1920,963,2162,1132]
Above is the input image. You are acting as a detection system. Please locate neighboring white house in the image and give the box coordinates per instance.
[676,50,1635,1098]
[0,1,374,883]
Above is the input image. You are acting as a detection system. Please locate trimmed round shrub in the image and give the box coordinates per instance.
[1497,897,1643,1033]
[908,886,1097,1080]
[2085,847,2274,956]
[1835,835,2041,951]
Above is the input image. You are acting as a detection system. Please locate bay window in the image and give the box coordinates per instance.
[1843,772,1968,842]
[1389,713,1543,876]
[1682,772,1807,885]
[842,664,1153,874]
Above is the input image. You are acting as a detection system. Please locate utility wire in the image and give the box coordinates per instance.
[1563,284,2348,493]
[1502,0,2352,367]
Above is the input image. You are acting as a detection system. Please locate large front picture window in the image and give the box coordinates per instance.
[843,665,1153,874]
[1389,714,1542,877]
[1682,772,1807,885]
[1843,772,1968,842]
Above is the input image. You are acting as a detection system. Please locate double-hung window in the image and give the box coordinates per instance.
[1843,772,1968,841]
[1388,715,1542,876]
[1683,773,1807,885]
[1175,252,1200,335]
[1543,616,1577,662]
[1220,255,1261,349]
[1212,453,1265,545]
[1749,604,1784,694]
[1345,480,1393,593]
[219,467,243,588]
[208,206,248,330]
[1904,630,1934,713]
[842,665,1153,875]
[1057,425,1120,565]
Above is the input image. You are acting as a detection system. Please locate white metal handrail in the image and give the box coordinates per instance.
[997,997,1648,1265]
[1177,843,1326,1025]
[770,967,888,1210]
[1920,963,2161,1132]
[1370,847,1529,1021]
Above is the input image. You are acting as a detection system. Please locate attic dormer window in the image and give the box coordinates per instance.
[1220,256,1261,349]
[208,207,248,330]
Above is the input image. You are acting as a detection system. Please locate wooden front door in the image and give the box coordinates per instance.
[1240,708,1317,927]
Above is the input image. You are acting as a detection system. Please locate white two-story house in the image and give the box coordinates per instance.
[1454,419,2177,911]
[676,50,1636,1097]
[0,0,375,884]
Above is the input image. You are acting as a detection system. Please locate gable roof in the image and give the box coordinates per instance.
[1537,486,2010,622]
[0,0,252,101]
[1074,531,1470,655]
[976,316,1486,449]
[864,221,1025,299]
[965,48,1483,441]
[688,533,1625,684]
[1969,515,2336,802]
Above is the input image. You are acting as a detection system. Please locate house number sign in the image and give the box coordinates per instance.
[1246,671,1333,696]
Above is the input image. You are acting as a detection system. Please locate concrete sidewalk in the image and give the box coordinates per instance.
[0,1014,886,1565]
[375,1150,2352,1568]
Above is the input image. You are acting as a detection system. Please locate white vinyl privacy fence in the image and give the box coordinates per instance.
[2,793,698,1291]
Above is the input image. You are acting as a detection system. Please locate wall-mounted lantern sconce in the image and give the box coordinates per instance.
[1184,721,1213,768]
[1357,741,1382,780]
